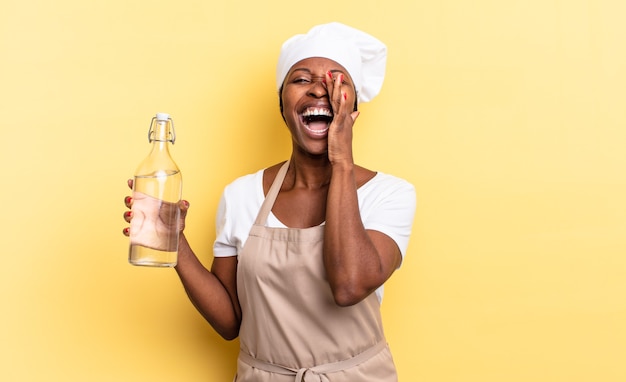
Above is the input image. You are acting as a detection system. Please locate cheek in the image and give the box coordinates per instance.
[280,98,299,128]
[281,91,298,116]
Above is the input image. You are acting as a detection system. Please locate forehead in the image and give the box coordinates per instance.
[287,57,351,76]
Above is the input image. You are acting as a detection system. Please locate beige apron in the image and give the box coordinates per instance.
[235,161,398,382]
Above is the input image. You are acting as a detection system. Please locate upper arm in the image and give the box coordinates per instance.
[210,256,241,323]
[367,229,403,282]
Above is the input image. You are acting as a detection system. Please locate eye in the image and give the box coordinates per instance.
[292,77,311,84]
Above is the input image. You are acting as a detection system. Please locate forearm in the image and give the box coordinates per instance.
[175,234,240,340]
[323,163,384,306]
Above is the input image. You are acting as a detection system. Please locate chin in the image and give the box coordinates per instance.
[295,143,329,158]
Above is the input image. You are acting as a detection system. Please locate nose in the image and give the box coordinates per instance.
[307,77,328,98]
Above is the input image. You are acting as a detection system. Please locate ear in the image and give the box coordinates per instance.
[278,86,286,122]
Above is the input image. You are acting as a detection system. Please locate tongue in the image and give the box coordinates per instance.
[308,121,328,132]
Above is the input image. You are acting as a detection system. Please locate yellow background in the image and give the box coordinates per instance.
[2,0,625,381]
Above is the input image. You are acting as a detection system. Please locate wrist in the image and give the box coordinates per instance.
[331,161,354,174]
[330,161,356,183]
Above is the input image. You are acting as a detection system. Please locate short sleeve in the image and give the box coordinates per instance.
[213,170,265,258]
[359,174,417,260]
[213,191,239,258]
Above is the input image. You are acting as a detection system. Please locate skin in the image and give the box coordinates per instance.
[123,57,402,340]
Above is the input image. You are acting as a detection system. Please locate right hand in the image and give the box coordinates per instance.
[122,179,189,242]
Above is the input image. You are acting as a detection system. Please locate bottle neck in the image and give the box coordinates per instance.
[149,119,174,151]
[135,116,179,177]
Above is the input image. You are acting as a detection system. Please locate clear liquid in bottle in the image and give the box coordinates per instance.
[129,171,181,267]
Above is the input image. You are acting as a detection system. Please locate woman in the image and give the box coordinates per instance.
[123,22,416,381]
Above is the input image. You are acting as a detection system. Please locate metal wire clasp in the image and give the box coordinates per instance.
[148,116,176,144]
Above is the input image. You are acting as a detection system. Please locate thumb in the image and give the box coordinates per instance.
[350,111,360,122]
[178,200,189,233]
[179,200,189,216]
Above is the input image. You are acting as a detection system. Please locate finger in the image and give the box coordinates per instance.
[335,75,350,116]
[326,70,334,93]
[124,196,132,208]
[333,73,343,103]
[326,71,339,106]
[127,179,133,189]
[179,200,189,218]
[179,200,189,211]
[122,227,130,237]
[123,210,132,223]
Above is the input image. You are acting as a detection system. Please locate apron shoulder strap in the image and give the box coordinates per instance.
[254,160,290,225]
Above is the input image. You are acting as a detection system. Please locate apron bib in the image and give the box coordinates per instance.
[235,161,397,382]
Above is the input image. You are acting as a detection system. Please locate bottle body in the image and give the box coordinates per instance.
[129,114,182,267]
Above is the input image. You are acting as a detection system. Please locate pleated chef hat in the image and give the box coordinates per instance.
[276,22,387,103]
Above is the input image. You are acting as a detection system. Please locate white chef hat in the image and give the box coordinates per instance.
[276,22,387,103]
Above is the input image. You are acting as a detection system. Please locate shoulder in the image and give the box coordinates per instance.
[360,170,416,199]
[218,168,266,223]
[261,161,289,194]
[223,168,264,197]
[215,169,265,257]
[357,170,417,220]
[357,169,416,218]
[222,161,290,203]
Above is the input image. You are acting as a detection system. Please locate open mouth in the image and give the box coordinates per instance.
[302,107,333,135]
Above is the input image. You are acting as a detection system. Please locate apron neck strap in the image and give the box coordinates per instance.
[254,160,290,225]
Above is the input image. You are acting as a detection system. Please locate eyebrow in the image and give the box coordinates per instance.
[290,68,346,75]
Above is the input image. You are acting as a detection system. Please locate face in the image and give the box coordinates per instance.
[280,57,357,156]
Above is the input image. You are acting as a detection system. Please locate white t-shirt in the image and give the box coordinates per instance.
[213,167,416,302]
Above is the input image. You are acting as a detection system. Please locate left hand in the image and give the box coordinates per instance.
[326,71,360,167]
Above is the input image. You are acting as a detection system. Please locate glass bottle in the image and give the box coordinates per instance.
[128,113,182,267]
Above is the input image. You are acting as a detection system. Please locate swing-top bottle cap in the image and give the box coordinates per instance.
[155,112,170,121]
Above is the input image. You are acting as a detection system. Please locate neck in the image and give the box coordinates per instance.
[287,153,333,190]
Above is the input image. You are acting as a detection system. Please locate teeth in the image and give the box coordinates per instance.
[305,125,329,135]
[302,107,333,118]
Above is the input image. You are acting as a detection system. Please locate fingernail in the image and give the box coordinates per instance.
[327,71,333,78]
[125,211,132,218]
[125,196,132,204]
[340,74,344,83]
[123,227,129,235]
[343,92,347,100]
